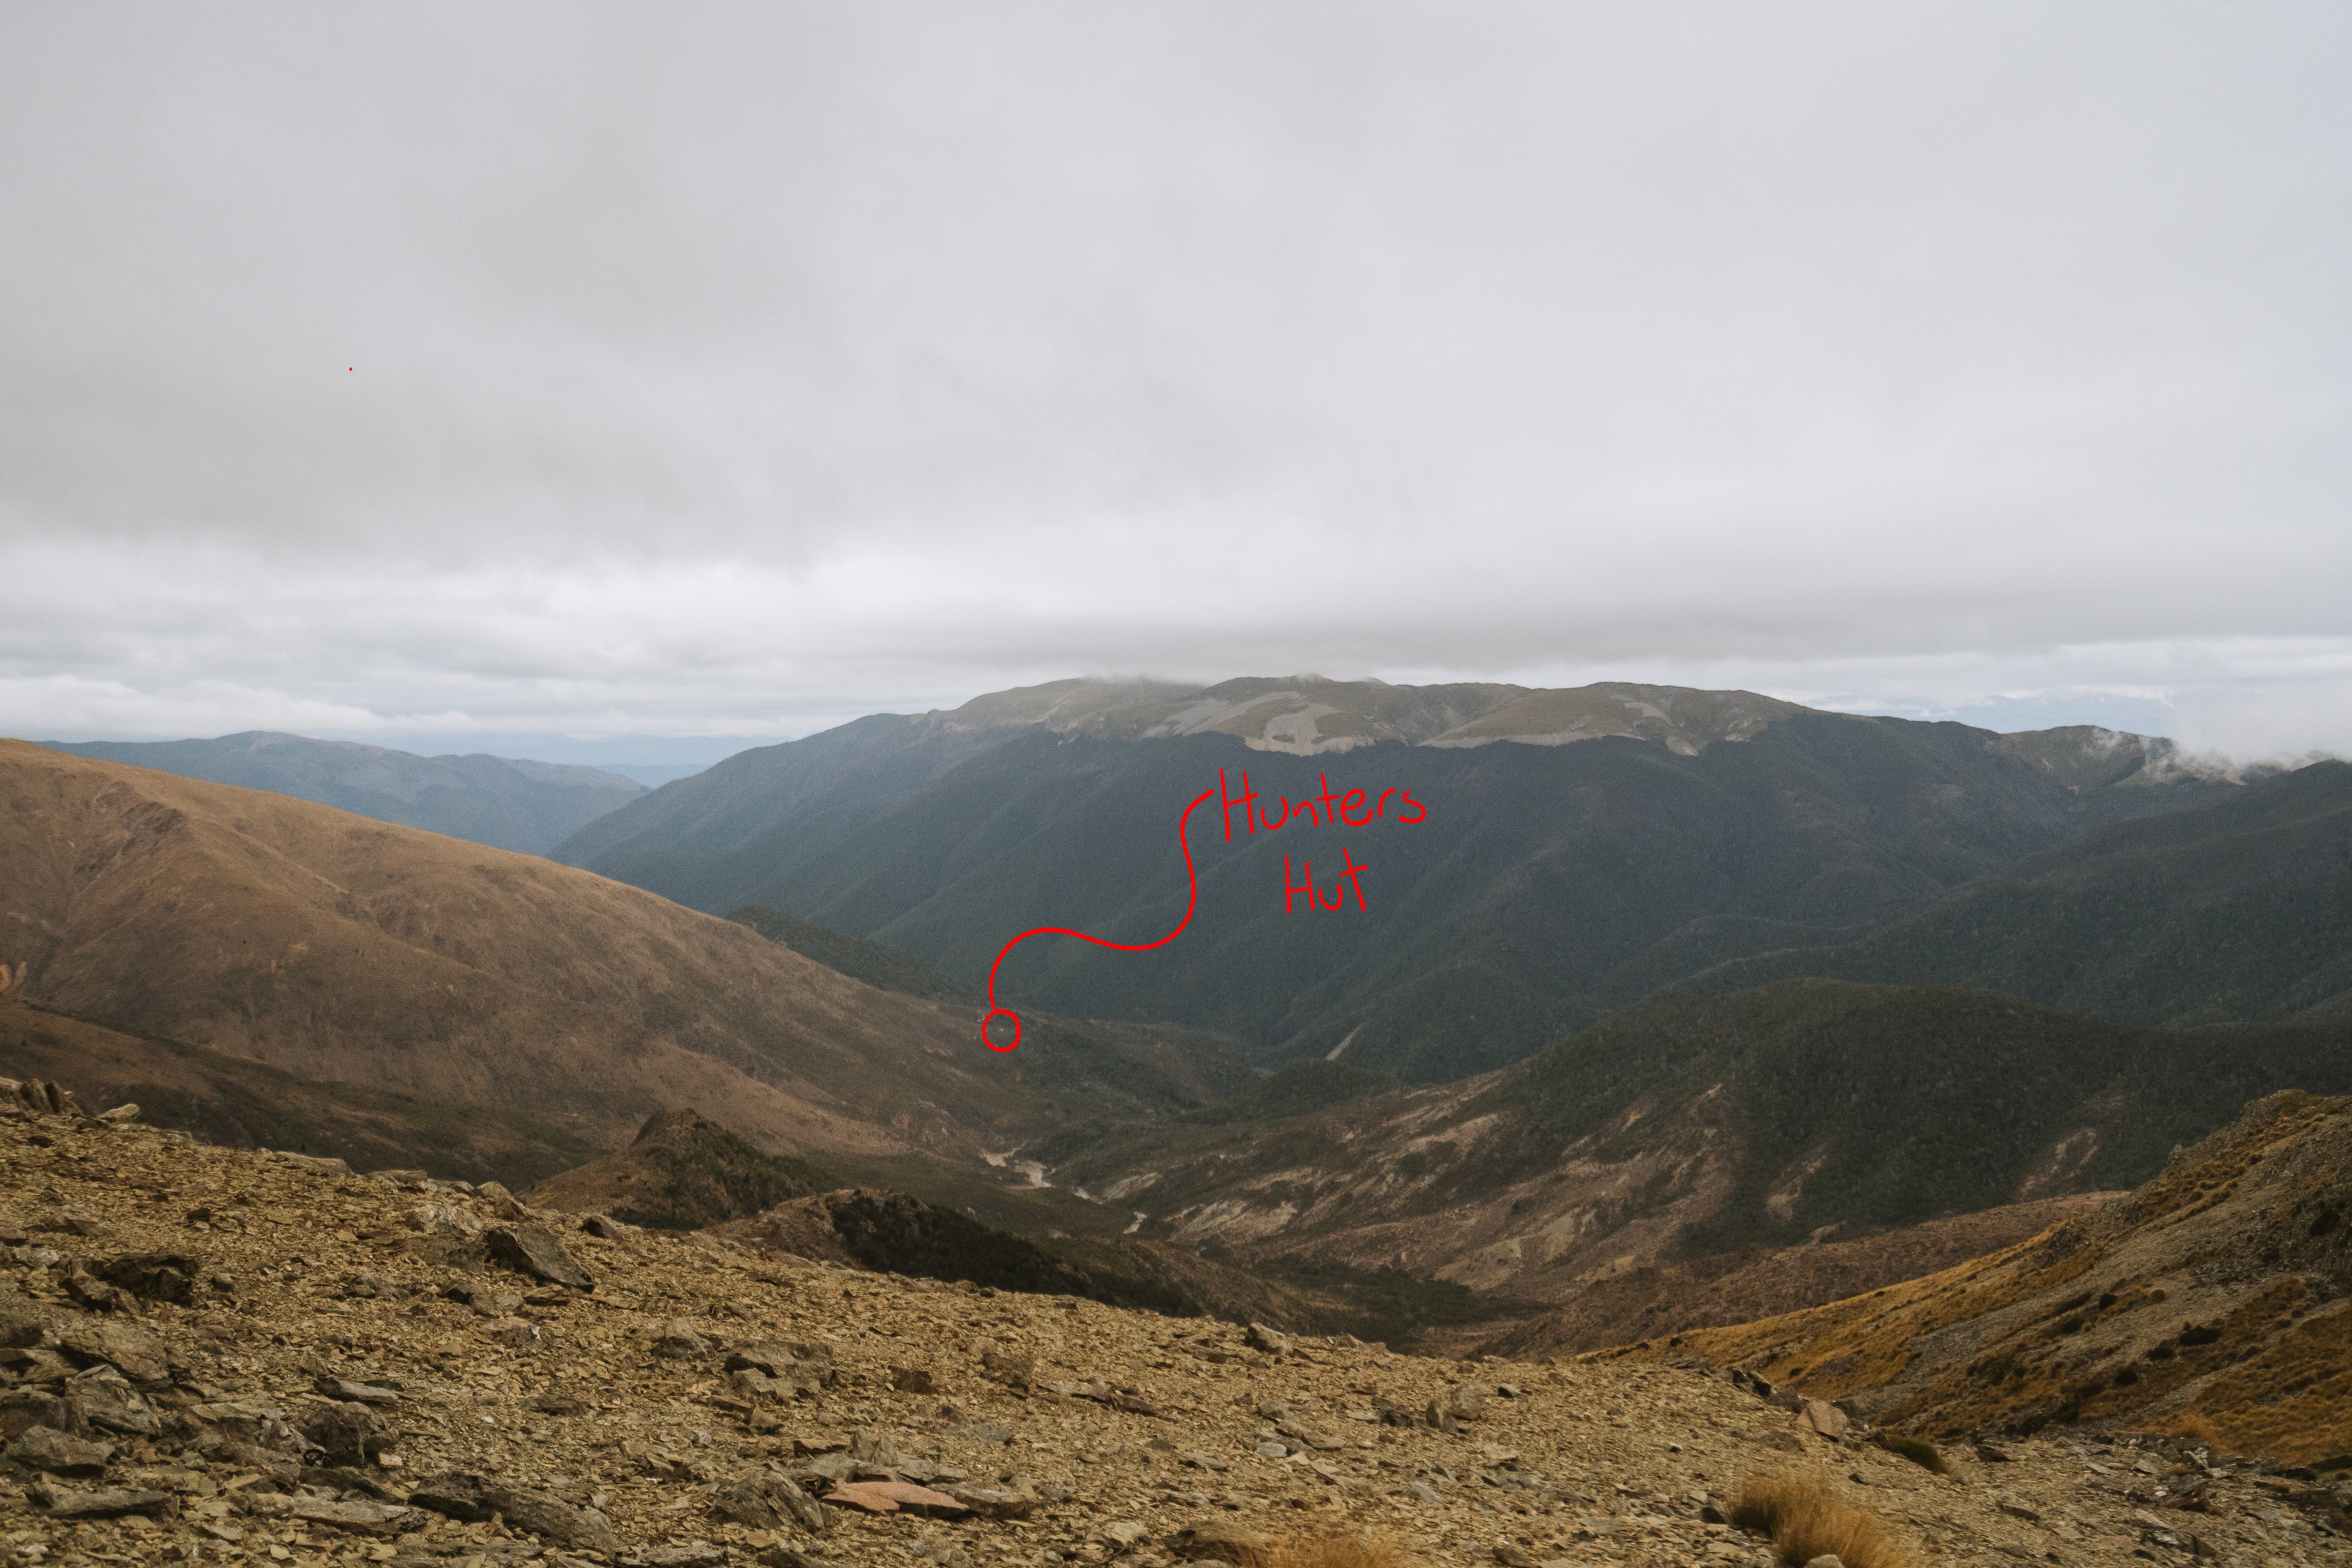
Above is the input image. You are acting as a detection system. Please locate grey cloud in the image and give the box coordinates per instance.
[2,3,2348,754]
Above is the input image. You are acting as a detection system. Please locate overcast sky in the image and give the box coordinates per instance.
[5,3,2347,761]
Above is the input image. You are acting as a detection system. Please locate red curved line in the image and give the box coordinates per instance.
[983,785,1218,1047]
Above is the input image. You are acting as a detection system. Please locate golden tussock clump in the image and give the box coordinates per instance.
[2167,1411,2223,1448]
[1225,1531,1415,1568]
[1731,1469,1918,1568]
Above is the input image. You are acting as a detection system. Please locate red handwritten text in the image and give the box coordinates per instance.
[1285,846,1372,912]
[1219,768,1425,914]
[1218,768,1425,837]
[981,769,1430,1053]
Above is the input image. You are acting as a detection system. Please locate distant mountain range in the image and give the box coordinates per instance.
[551,675,2299,1079]
[33,731,646,854]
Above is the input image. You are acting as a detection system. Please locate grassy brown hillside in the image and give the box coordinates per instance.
[0,994,601,1187]
[1608,1092,2352,1465]
[1458,1193,2121,1359]
[0,739,1185,1164]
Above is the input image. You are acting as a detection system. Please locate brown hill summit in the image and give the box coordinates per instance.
[12,1087,2347,1566]
[0,738,1124,1166]
[1603,1092,2352,1466]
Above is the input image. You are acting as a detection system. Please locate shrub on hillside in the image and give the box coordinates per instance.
[1210,1529,1410,1568]
[1731,1469,1917,1568]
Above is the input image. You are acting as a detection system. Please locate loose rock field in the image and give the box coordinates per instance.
[2,1095,2346,1568]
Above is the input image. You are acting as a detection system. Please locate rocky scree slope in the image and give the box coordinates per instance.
[9,1093,2343,1567]
[1598,1092,2352,1468]
[34,732,644,856]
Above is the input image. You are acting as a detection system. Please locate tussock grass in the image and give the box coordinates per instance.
[1227,1530,1413,1568]
[1731,1469,1918,1568]
[2167,1412,2222,1448]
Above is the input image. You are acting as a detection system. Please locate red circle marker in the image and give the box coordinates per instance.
[980,785,1217,1053]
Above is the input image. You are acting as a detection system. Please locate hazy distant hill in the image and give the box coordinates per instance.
[35,730,644,853]
[1667,758,2352,1024]
[555,678,2249,1078]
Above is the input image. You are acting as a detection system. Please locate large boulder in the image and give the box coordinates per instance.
[0,1390,80,1441]
[407,1471,617,1551]
[63,1368,158,1435]
[300,1401,390,1465]
[10,1081,87,1119]
[485,1224,595,1291]
[96,1252,201,1304]
[52,1316,168,1386]
[3,1425,113,1475]
[652,1318,708,1360]
[712,1472,829,1533]
[189,1399,309,1454]
[29,1480,171,1519]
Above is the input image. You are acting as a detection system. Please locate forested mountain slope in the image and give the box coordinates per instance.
[1663,760,2352,1025]
[555,680,2248,1077]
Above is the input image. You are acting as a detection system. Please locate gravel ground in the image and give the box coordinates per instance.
[2,1097,2347,1568]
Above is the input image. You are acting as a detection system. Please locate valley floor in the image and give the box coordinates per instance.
[2,1102,2346,1568]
